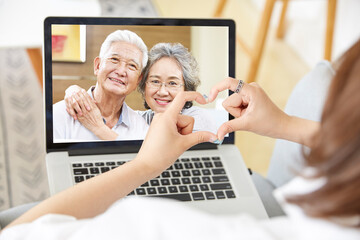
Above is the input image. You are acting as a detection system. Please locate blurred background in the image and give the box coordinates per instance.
[0,0,359,210]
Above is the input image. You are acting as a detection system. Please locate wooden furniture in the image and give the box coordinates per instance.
[26,48,43,88]
[214,0,337,83]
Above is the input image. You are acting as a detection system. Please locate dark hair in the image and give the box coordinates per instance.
[286,39,360,223]
[138,43,200,109]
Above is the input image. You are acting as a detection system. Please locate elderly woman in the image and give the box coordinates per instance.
[137,42,217,132]
[65,43,217,140]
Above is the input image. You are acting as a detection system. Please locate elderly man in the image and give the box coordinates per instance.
[53,30,149,142]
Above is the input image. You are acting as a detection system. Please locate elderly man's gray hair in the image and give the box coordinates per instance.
[139,42,200,96]
[99,30,148,70]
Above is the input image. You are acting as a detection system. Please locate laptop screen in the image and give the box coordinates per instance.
[44,17,235,153]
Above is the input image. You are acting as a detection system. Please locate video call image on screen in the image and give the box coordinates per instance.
[52,24,229,143]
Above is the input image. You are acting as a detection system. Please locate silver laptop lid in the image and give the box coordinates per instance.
[44,17,236,155]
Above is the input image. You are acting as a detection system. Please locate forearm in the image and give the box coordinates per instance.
[5,158,157,229]
[279,115,320,148]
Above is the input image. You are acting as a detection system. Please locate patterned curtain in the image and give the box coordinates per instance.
[0,49,49,210]
[0,0,157,211]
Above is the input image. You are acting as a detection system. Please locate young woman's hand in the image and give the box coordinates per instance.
[135,91,218,177]
[208,77,319,147]
[64,85,90,120]
[208,77,289,141]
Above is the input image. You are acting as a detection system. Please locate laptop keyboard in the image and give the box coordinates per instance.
[72,156,236,201]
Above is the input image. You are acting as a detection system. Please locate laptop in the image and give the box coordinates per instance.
[44,17,268,219]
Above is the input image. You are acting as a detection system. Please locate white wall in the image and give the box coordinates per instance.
[252,0,360,67]
[0,0,100,48]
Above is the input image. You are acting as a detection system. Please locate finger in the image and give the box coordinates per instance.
[208,77,238,102]
[217,118,245,141]
[65,95,77,119]
[166,91,206,117]
[66,107,77,120]
[182,131,218,150]
[79,89,92,111]
[73,92,89,114]
[176,115,194,135]
[221,92,247,118]
[71,95,83,116]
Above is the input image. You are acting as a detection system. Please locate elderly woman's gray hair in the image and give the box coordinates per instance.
[138,42,200,109]
[99,30,148,70]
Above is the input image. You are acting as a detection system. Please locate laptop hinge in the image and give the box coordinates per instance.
[68,142,216,156]
[68,145,141,156]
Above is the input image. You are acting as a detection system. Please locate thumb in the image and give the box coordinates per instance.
[182,131,218,149]
[217,118,245,141]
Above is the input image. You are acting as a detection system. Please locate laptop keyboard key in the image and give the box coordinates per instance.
[90,168,100,174]
[174,163,183,169]
[147,187,157,195]
[210,183,232,190]
[200,184,209,191]
[157,187,168,194]
[194,162,203,168]
[192,177,201,184]
[95,162,104,166]
[141,182,149,187]
[225,190,236,198]
[202,176,211,183]
[136,188,146,195]
[101,167,110,173]
[181,170,191,177]
[171,178,181,185]
[150,179,160,186]
[190,185,199,192]
[212,168,226,175]
[212,176,229,183]
[181,177,191,184]
[84,163,93,167]
[155,193,191,201]
[179,185,189,192]
[205,191,216,200]
[202,169,211,175]
[74,176,84,183]
[72,163,82,168]
[171,171,181,177]
[161,179,170,186]
[214,161,223,167]
[168,186,178,193]
[192,170,201,176]
[184,163,194,169]
[73,168,88,175]
[204,162,213,168]
[215,191,226,199]
[192,192,205,201]
[161,171,170,178]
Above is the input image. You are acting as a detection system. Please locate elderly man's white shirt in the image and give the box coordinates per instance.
[53,88,148,142]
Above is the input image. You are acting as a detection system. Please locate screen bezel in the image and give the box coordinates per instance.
[44,17,236,154]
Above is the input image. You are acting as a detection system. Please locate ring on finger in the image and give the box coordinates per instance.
[234,79,244,94]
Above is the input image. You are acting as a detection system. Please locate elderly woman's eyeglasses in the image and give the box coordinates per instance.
[146,80,184,90]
